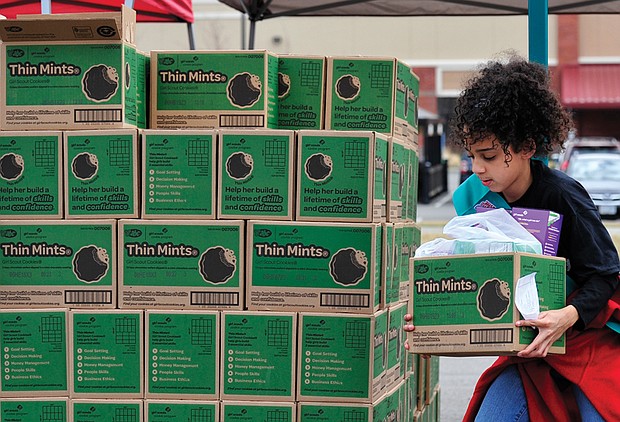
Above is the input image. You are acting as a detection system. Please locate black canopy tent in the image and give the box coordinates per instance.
[218,0,620,205]
[218,0,620,52]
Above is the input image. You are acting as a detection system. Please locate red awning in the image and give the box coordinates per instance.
[561,64,620,109]
[0,0,193,23]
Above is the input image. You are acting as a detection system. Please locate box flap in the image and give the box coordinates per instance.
[1,6,135,43]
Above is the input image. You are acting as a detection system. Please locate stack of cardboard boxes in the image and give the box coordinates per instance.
[0,7,439,422]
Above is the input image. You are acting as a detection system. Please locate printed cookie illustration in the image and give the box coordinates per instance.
[305,153,333,181]
[227,72,262,108]
[329,247,368,286]
[199,246,237,284]
[0,153,24,181]
[72,245,109,283]
[71,152,98,180]
[124,62,131,89]
[226,152,253,180]
[335,74,361,101]
[278,72,291,98]
[477,278,511,321]
[82,64,119,102]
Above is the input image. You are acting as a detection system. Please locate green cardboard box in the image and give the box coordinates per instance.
[277,54,325,130]
[325,57,417,141]
[221,402,295,422]
[151,50,278,130]
[136,50,151,130]
[297,311,388,403]
[405,352,420,418]
[0,309,67,397]
[297,403,373,422]
[373,381,405,422]
[398,223,422,303]
[218,129,295,220]
[145,310,219,399]
[386,302,408,388]
[388,224,403,307]
[0,398,68,422]
[69,310,143,398]
[404,143,420,222]
[64,129,139,219]
[0,131,63,219]
[425,356,440,406]
[296,130,388,222]
[71,400,142,422]
[247,221,383,313]
[118,219,244,309]
[142,129,216,219]
[0,7,146,130]
[416,356,427,412]
[408,252,566,355]
[145,400,219,422]
[381,223,396,308]
[388,136,409,222]
[405,69,421,139]
[0,219,116,308]
[221,311,296,401]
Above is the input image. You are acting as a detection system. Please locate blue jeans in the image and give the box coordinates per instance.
[474,365,604,421]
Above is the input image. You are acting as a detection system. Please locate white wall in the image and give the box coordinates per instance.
[135,2,551,67]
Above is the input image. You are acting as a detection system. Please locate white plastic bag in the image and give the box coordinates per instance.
[415,208,542,257]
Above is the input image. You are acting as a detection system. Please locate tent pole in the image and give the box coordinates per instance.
[528,0,548,67]
[249,19,256,50]
[41,0,51,14]
[241,14,246,49]
[187,23,196,50]
[528,0,549,167]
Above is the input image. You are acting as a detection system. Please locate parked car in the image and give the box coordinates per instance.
[565,152,620,219]
[558,136,620,172]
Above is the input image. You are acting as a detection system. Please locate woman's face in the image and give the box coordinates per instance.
[465,136,535,203]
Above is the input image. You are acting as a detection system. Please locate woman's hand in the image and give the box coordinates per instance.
[403,313,415,351]
[403,313,430,358]
[515,305,579,358]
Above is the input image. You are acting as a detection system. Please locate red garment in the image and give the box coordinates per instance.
[463,288,620,422]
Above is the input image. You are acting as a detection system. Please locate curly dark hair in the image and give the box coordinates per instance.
[449,54,573,161]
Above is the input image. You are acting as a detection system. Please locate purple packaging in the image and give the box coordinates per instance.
[508,207,563,256]
[474,206,563,256]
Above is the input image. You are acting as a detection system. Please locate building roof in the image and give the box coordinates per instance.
[561,64,620,109]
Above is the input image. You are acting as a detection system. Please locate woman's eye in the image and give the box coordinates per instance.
[482,155,496,161]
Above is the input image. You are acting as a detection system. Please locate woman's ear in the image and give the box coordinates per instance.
[522,148,536,159]
[521,140,537,159]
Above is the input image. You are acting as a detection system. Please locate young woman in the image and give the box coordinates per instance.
[406,55,620,421]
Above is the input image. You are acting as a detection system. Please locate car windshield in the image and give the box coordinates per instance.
[566,155,620,182]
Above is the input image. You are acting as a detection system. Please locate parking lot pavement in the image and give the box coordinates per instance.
[438,356,497,421]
